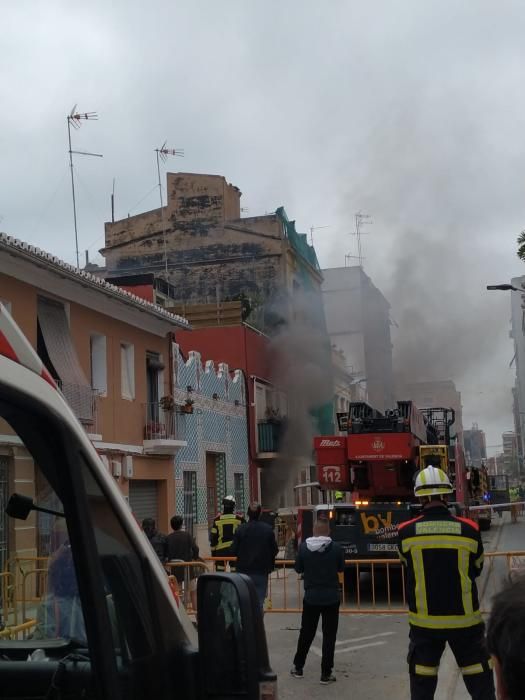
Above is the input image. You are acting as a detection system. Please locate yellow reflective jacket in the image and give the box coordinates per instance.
[210,513,244,553]
[397,504,484,632]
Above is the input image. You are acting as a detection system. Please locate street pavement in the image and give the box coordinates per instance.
[264,512,525,699]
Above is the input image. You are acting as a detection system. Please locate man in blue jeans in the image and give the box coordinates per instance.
[291,519,344,685]
[231,502,278,611]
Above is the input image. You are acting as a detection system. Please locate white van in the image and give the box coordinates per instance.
[0,304,276,700]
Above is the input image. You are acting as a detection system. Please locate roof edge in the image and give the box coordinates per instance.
[0,233,189,329]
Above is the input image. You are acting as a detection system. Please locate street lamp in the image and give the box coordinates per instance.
[486,284,523,292]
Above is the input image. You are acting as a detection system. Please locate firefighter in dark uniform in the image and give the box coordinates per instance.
[398,466,495,700]
[209,495,244,571]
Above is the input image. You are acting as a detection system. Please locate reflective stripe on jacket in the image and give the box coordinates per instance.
[210,513,244,552]
[397,504,484,631]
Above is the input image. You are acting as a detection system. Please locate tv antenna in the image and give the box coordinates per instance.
[67,106,103,268]
[344,253,361,267]
[351,211,372,268]
[154,141,184,275]
[309,224,330,246]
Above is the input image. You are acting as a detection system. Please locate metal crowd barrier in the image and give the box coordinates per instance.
[205,552,524,614]
[1,550,523,624]
[164,560,209,611]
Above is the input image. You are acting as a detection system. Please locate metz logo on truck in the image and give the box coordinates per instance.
[319,439,344,448]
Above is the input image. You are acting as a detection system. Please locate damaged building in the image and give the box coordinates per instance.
[101,172,335,508]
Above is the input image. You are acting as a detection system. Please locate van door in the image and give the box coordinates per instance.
[0,382,196,700]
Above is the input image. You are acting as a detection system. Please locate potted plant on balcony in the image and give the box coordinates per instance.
[181,399,194,415]
[159,395,175,412]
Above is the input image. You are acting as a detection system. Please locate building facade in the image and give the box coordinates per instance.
[0,233,190,570]
[172,344,249,553]
[502,431,518,475]
[102,172,325,335]
[176,324,286,508]
[101,172,336,507]
[510,276,525,474]
[463,424,487,468]
[322,266,394,413]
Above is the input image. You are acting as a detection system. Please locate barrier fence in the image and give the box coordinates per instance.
[1,551,524,639]
[203,551,525,614]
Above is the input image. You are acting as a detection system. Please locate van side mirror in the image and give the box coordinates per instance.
[6,493,64,520]
[197,573,277,700]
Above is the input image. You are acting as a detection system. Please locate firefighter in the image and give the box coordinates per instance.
[397,466,495,700]
[334,490,344,502]
[209,495,244,571]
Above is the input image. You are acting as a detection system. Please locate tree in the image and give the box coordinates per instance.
[517,231,525,262]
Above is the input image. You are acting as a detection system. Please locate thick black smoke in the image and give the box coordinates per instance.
[262,290,334,509]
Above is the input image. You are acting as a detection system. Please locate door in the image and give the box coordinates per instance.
[129,480,159,523]
[206,452,227,528]
[206,453,217,528]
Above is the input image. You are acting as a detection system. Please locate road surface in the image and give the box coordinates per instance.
[264,512,524,700]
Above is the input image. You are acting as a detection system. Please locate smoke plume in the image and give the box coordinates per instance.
[262,290,334,509]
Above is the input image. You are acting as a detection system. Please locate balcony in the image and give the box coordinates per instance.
[59,382,102,440]
[143,402,187,455]
[257,420,282,459]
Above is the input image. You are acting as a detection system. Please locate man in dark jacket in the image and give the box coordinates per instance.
[166,515,200,610]
[231,502,278,611]
[291,519,344,685]
[142,517,167,562]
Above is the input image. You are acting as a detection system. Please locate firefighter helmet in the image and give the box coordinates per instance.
[223,495,235,506]
[414,466,453,498]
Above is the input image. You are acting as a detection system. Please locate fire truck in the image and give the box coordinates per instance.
[303,401,488,560]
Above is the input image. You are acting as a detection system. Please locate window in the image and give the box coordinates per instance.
[37,297,93,423]
[90,334,107,395]
[120,343,135,400]
[234,473,245,514]
[183,471,198,534]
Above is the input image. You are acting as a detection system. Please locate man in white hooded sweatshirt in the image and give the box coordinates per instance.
[291,518,344,684]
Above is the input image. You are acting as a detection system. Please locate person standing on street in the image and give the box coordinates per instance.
[290,518,344,685]
[142,517,167,562]
[210,495,245,571]
[231,502,278,610]
[166,515,200,611]
[398,466,496,700]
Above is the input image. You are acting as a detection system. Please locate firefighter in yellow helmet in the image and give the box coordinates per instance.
[209,495,244,571]
[397,466,495,700]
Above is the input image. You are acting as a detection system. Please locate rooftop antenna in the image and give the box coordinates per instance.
[351,212,372,268]
[309,224,330,246]
[154,141,184,275]
[111,178,116,223]
[67,106,103,268]
[344,253,361,267]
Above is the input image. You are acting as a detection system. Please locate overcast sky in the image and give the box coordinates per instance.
[3,1,525,450]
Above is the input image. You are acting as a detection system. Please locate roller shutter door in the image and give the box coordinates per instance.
[129,480,158,523]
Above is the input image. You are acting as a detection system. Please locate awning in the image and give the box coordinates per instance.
[37,297,93,422]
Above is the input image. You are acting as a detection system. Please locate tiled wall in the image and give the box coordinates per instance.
[172,344,249,528]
